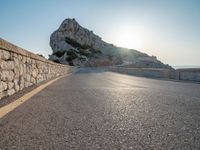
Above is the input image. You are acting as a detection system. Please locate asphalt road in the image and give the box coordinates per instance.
[0,71,200,150]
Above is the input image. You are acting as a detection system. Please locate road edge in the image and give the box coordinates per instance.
[0,74,70,119]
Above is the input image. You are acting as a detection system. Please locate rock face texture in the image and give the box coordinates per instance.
[49,18,110,66]
[0,38,72,100]
[49,18,173,69]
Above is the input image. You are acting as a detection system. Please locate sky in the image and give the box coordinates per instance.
[0,0,200,66]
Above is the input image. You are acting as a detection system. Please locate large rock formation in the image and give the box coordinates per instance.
[49,18,173,69]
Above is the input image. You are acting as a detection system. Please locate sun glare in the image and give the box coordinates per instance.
[113,25,144,50]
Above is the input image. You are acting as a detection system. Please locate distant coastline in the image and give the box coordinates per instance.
[172,65,200,69]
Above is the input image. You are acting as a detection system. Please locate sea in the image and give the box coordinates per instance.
[172,65,200,69]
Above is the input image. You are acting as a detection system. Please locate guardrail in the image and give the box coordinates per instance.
[109,67,171,79]
[109,66,200,82]
[176,68,200,82]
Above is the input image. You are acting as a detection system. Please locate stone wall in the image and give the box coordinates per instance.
[176,69,200,82]
[0,38,72,100]
[110,67,200,82]
[110,67,171,79]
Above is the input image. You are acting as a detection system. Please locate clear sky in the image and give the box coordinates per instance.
[0,0,200,66]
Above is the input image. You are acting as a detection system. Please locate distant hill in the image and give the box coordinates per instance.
[49,18,173,70]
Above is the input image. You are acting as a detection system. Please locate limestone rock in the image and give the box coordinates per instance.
[8,82,14,89]
[32,69,38,78]
[14,68,20,78]
[25,74,31,82]
[0,38,72,100]
[0,81,7,92]
[0,50,10,60]
[7,88,15,96]
[49,18,174,70]
[19,76,25,90]
[49,18,108,65]
[14,79,20,92]
[0,60,14,70]
[0,70,15,82]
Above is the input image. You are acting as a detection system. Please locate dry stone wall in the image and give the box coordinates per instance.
[0,38,72,100]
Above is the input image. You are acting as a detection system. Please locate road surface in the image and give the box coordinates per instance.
[0,71,200,149]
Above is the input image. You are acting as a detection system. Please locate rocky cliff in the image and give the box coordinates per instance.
[49,18,173,69]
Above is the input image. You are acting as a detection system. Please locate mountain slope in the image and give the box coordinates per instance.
[49,18,173,69]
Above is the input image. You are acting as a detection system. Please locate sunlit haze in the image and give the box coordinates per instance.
[0,0,200,66]
[112,24,145,50]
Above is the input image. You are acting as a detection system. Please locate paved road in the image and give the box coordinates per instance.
[0,71,200,149]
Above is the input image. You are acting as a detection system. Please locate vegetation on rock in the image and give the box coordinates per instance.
[49,18,174,70]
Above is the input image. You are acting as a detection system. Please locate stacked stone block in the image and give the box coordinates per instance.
[0,38,71,99]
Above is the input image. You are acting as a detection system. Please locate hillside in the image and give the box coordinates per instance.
[49,18,173,70]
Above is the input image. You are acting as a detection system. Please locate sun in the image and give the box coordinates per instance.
[113,25,144,50]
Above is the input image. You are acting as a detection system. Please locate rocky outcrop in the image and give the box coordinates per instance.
[49,18,173,70]
[49,18,110,66]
